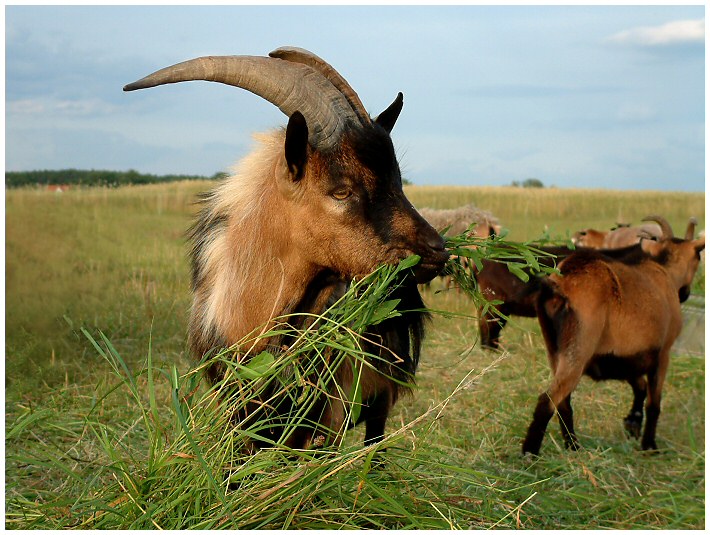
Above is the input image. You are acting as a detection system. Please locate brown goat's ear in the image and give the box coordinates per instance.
[285,111,309,181]
[374,92,403,133]
[694,238,705,253]
[640,237,663,256]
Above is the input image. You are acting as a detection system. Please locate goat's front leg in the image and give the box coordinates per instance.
[362,389,393,447]
[624,375,647,439]
[480,311,506,350]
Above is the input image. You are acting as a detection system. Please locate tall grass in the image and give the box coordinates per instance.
[5,183,705,528]
[5,255,538,529]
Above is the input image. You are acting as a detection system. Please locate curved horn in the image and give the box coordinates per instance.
[269,46,370,127]
[642,215,674,240]
[685,217,698,240]
[123,53,361,150]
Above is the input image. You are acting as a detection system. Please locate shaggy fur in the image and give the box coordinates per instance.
[419,204,501,239]
[187,126,447,449]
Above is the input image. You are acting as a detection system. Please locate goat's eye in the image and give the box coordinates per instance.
[331,189,352,201]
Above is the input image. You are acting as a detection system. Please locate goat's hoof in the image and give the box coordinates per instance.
[521,443,541,457]
[623,419,642,439]
[370,455,387,470]
[564,439,580,451]
[641,440,659,452]
[521,451,539,466]
[623,412,643,439]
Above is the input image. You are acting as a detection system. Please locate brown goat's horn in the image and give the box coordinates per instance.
[642,215,674,240]
[269,46,371,127]
[123,52,361,150]
[685,217,698,240]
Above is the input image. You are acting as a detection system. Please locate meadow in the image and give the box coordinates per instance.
[5,182,705,529]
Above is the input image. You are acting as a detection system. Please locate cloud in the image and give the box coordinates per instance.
[606,18,704,47]
[7,97,118,117]
[5,25,151,104]
[462,84,618,99]
[616,103,656,123]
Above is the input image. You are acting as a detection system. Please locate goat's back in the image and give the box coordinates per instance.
[540,250,682,358]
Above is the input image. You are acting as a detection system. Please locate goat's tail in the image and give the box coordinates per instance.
[535,278,571,357]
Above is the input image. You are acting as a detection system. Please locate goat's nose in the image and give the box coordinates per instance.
[426,231,446,251]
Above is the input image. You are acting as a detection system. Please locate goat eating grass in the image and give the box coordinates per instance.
[523,215,704,455]
[125,46,448,452]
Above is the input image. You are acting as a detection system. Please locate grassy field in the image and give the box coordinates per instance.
[5,182,705,528]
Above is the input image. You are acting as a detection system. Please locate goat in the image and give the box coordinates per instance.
[522,216,704,455]
[124,46,449,450]
[419,205,501,239]
[419,205,501,290]
[474,240,668,350]
[572,221,662,249]
[473,245,575,349]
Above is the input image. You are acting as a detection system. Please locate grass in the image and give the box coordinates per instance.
[5,182,705,529]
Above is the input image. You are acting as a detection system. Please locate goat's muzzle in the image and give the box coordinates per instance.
[413,234,449,284]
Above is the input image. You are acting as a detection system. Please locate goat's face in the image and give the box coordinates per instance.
[572,228,606,248]
[641,236,705,302]
[278,113,448,283]
[468,221,499,239]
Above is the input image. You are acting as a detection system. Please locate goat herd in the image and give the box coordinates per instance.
[124,46,704,458]
[423,208,704,455]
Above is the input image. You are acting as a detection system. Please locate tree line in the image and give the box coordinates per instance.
[5,169,223,188]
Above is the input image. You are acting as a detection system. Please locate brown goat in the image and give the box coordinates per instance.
[474,241,668,349]
[523,216,704,455]
[573,221,662,249]
[124,47,448,450]
[474,245,574,349]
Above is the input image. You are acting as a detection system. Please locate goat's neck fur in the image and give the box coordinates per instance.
[190,131,334,357]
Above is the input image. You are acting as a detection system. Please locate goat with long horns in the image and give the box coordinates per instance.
[124,47,449,451]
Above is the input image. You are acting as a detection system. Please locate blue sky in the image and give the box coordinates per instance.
[4,5,706,191]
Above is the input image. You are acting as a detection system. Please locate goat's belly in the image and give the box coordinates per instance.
[584,351,658,381]
[599,314,672,356]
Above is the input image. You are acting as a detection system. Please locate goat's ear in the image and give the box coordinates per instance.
[374,92,403,133]
[285,111,308,181]
[640,237,663,255]
[694,238,705,253]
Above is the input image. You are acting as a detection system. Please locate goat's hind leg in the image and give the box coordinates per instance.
[557,394,579,450]
[641,350,669,451]
[623,375,647,439]
[523,359,584,455]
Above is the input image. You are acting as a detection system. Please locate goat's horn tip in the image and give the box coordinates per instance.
[269,46,307,58]
[123,82,141,92]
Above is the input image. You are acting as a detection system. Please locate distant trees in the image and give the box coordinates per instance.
[5,169,215,188]
[511,178,544,188]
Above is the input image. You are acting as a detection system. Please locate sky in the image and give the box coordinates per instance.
[4,4,706,191]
